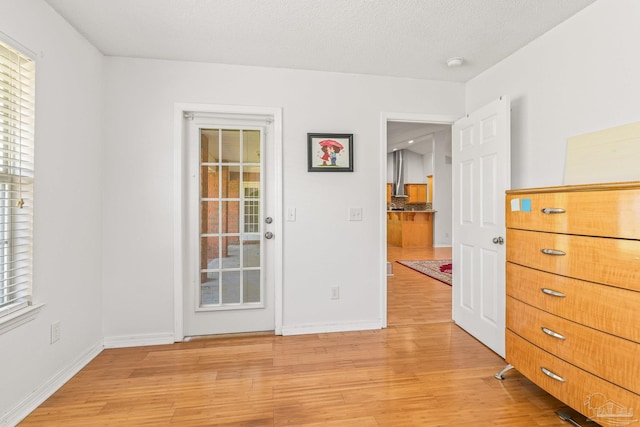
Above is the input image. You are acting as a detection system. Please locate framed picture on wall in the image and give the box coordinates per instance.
[307,133,354,172]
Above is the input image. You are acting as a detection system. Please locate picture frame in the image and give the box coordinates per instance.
[307,133,354,172]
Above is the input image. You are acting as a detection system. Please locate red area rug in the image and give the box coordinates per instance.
[396,259,452,286]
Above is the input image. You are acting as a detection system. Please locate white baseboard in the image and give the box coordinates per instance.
[281,320,382,336]
[103,332,175,348]
[1,340,103,427]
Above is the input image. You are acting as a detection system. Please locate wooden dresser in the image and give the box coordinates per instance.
[503,182,640,424]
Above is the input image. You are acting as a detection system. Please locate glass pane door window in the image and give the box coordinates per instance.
[199,128,262,308]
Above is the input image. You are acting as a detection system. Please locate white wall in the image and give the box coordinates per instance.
[403,150,426,183]
[101,57,464,338]
[0,0,104,423]
[432,130,452,246]
[466,0,640,189]
[386,149,432,184]
[423,152,434,177]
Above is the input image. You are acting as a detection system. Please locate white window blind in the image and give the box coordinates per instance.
[0,40,35,319]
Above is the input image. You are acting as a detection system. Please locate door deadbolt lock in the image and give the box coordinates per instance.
[265,217,273,224]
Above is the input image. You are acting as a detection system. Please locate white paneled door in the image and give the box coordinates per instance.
[452,97,510,358]
[183,114,276,336]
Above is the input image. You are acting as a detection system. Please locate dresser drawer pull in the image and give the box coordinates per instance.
[541,248,566,256]
[541,327,566,340]
[541,288,566,298]
[541,208,566,214]
[541,367,566,382]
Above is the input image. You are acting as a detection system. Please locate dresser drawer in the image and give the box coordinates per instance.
[506,331,640,424]
[506,187,640,238]
[507,297,640,395]
[507,263,640,342]
[506,229,640,292]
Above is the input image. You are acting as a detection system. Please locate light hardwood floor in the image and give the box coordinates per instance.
[387,245,454,326]
[19,244,568,426]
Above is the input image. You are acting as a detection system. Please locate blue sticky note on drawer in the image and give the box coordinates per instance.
[521,198,532,212]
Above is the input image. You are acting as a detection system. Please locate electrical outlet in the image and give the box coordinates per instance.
[51,321,61,344]
[330,286,340,300]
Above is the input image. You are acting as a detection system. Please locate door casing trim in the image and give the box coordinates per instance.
[379,112,457,327]
[173,103,283,341]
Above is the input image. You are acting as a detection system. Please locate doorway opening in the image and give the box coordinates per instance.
[383,116,453,327]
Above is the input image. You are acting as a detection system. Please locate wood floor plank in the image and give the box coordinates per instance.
[18,245,569,426]
[387,245,453,326]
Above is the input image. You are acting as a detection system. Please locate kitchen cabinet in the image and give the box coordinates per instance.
[386,183,392,204]
[387,211,433,248]
[405,184,427,203]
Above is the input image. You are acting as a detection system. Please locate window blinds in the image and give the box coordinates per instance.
[0,40,35,318]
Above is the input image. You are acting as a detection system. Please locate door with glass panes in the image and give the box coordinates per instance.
[184,119,275,336]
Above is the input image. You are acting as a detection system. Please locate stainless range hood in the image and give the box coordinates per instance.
[392,150,408,197]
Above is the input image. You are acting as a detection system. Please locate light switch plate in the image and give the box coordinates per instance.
[287,207,296,222]
[348,207,363,221]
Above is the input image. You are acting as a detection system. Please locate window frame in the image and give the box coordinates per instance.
[0,33,42,334]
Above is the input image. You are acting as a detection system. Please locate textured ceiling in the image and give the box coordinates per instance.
[44,0,596,82]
